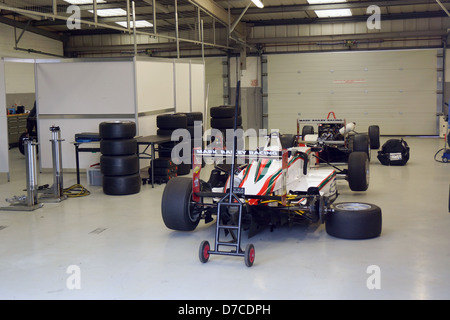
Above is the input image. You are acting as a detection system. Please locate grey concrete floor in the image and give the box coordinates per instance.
[0,136,449,300]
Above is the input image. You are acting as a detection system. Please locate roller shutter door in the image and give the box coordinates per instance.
[267,50,437,135]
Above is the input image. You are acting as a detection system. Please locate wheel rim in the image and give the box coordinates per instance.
[249,247,255,263]
[335,203,372,211]
[203,243,210,259]
[187,192,200,223]
[365,158,370,186]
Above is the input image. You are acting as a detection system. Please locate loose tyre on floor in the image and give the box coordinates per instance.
[325,202,382,239]
[161,177,200,231]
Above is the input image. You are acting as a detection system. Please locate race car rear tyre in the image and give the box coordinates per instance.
[347,151,369,191]
[199,240,210,263]
[161,177,200,231]
[353,134,370,159]
[368,125,380,149]
[326,202,382,239]
[302,125,314,138]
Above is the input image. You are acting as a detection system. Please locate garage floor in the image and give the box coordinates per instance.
[0,136,449,300]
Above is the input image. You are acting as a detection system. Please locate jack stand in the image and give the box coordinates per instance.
[39,126,67,203]
[1,138,43,211]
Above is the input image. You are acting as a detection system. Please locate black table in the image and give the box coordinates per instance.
[136,135,172,187]
[73,141,101,185]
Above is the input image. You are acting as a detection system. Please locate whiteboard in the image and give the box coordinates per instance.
[136,60,174,113]
[36,60,135,115]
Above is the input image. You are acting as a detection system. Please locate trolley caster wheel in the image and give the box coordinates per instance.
[244,243,255,267]
[199,240,210,263]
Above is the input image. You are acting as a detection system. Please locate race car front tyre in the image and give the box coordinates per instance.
[368,125,380,149]
[347,151,369,191]
[161,177,200,231]
[326,202,382,239]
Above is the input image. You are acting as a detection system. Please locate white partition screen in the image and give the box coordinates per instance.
[36,59,136,170]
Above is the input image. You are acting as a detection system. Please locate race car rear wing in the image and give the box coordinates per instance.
[192,148,290,205]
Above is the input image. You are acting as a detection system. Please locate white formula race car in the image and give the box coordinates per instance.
[161,132,382,267]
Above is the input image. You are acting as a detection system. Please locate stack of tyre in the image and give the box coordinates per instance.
[156,112,203,176]
[209,105,242,148]
[148,158,178,184]
[99,121,141,195]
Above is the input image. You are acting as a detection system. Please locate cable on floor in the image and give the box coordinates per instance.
[63,184,91,198]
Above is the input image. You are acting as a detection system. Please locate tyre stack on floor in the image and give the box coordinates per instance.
[99,121,141,195]
[209,105,242,148]
[156,112,204,178]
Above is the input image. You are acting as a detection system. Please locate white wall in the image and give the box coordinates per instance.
[267,49,438,136]
[0,60,8,180]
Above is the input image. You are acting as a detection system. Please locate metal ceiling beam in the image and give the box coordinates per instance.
[0,16,62,41]
[187,0,244,35]
[436,0,450,17]
[248,11,449,26]
[230,0,450,15]
[247,30,448,45]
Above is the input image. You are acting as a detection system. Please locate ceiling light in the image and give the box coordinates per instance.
[116,20,153,28]
[88,8,127,17]
[307,0,347,3]
[64,0,106,4]
[251,0,264,9]
[314,8,352,18]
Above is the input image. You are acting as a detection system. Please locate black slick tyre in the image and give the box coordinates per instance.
[103,173,141,195]
[100,154,139,176]
[210,105,240,118]
[302,125,314,138]
[161,177,200,231]
[99,121,136,139]
[353,133,370,159]
[157,114,187,130]
[347,151,369,191]
[100,138,137,156]
[368,125,380,149]
[326,202,382,239]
